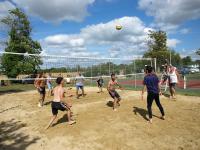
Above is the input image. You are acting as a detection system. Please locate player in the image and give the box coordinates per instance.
[46,77,75,129]
[47,73,53,96]
[75,73,85,99]
[34,73,46,107]
[107,73,123,111]
[97,76,104,93]
[142,66,165,124]
[168,64,180,99]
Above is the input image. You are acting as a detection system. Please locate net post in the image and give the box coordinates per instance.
[154,58,157,73]
[184,75,187,89]
[109,59,111,75]
[133,60,136,88]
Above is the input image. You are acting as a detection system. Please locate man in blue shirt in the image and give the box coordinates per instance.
[142,66,165,124]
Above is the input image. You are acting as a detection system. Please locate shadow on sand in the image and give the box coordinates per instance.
[133,107,161,121]
[0,119,40,150]
[106,101,113,107]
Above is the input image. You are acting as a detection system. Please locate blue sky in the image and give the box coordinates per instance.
[0,0,200,59]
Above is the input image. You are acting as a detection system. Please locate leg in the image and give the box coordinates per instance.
[38,94,43,107]
[100,86,103,92]
[171,85,176,99]
[46,115,57,129]
[113,97,118,111]
[155,94,165,118]
[169,85,173,97]
[115,91,121,106]
[41,93,45,106]
[66,108,76,125]
[147,93,154,122]
[81,86,85,96]
[76,87,79,99]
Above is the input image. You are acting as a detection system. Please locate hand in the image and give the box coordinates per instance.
[120,87,124,90]
[159,92,162,96]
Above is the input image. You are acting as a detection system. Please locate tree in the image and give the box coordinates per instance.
[196,48,200,55]
[182,56,193,66]
[144,30,181,70]
[1,8,42,78]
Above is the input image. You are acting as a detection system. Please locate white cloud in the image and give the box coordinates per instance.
[179,28,190,34]
[179,49,200,60]
[42,17,152,58]
[44,34,85,48]
[12,0,95,23]
[138,0,200,31]
[167,39,181,48]
[0,1,15,20]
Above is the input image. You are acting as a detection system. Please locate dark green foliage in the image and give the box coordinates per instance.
[144,30,181,69]
[1,8,42,78]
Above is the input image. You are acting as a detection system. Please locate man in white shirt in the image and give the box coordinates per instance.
[75,73,85,99]
[169,65,180,99]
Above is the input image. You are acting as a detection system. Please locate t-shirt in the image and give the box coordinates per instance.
[169,66,178,83]
[66,77,71,83]
[143,74,159,94]
[75,75,84,86]
[47,76,51,84]
[97,78,104,85]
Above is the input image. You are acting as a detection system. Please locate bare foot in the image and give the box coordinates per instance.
[172,96,176,100]
[113,108,117,111]
[68,120,76,125]
[148,119,153,124]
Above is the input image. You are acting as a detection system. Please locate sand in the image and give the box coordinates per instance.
[0,87,200,150]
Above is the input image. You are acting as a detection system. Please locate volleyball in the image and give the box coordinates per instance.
[116,25,122,30]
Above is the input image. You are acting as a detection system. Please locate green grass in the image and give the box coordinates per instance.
[0,82,200,97]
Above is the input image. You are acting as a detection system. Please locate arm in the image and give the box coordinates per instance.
[107,81,111,92]
[116,82,123,90]
[141,85,146,100]
[175,70,180,83]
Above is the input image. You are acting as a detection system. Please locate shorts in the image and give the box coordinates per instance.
[76,85,84,90]
[98,83,103,87]
[169,83,176,88]
[51,101,68,115]
[38,87,46,95]
[47,82,53,89]
[109,90,121,100]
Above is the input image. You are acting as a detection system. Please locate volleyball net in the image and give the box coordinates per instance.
[0,52,156,88]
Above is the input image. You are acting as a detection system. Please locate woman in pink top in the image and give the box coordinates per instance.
[46,77,75,129]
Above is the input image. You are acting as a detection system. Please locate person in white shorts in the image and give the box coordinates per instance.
[75,73,85,99]
[169,65,180,99]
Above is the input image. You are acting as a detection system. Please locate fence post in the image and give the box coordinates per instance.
[184,75,187,89]
[154,58,157,72]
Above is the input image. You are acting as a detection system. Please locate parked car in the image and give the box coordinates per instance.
[22,74,37,84]
[189,67,200,73]
[178,68,190,75]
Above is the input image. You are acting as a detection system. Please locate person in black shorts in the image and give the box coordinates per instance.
[34,73,46,107]
[142,66,165,124]
[97,76,104,93]
[46,77,75,129]
[107,73,123,111]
